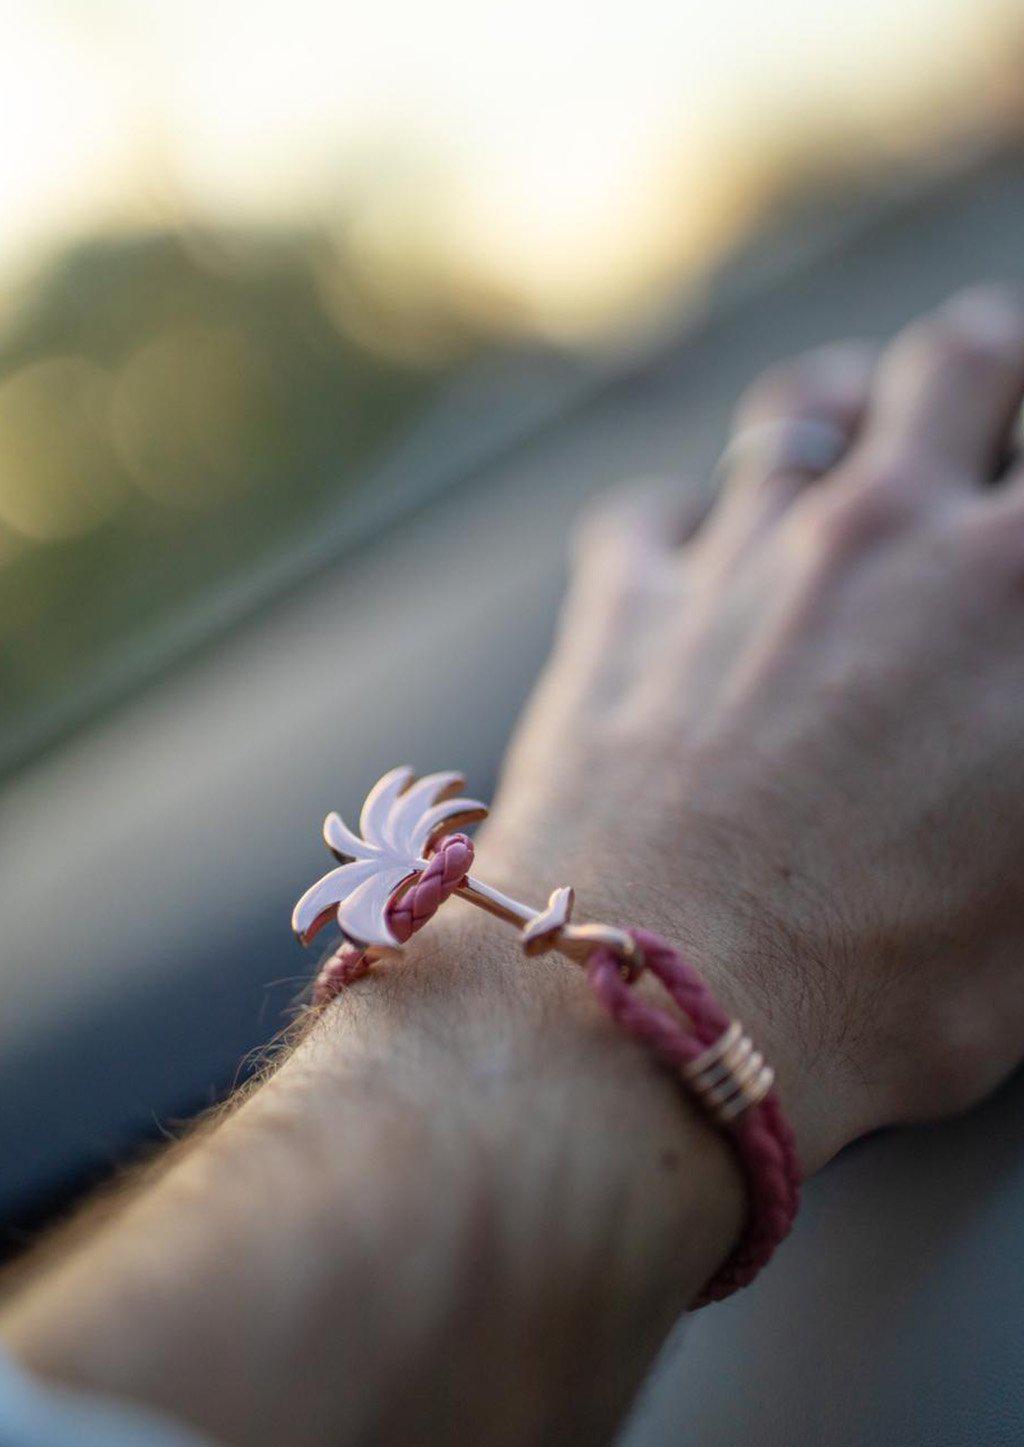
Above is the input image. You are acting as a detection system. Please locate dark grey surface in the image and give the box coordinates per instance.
[3,147,1024,1442]
[628,1097,1024,1446]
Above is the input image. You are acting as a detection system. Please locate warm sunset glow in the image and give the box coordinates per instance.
[0,0,1016,334]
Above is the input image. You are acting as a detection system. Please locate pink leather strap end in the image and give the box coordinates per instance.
[587,928,801,1307]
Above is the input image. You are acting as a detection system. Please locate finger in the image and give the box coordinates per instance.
[857,285,1024,482]
[565,485,684,644]
[571,483,689,582]
[720,342,876,516]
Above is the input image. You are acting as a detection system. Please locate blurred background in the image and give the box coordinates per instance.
[2,0,1023,775]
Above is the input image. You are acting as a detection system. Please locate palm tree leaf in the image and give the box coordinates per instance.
[291,860,382,944]
[323,811,377,862]
[407,797,488,858]
[295,767,487,953]
[384,771,465,853]
[359,766,415,848]
[336,864,415,949]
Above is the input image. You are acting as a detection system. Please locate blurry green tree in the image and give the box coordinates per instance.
[0,229,471,768]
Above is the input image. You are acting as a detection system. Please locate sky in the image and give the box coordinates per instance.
[0,0,1013,331]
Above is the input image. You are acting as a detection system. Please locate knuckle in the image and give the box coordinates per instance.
[804,474,916,557]
[859,455,937,505]
[570,497,633,580]
[959,504,1024,584]
[939,328,1013,378]
[734,361,806,424]
[895,315,1020,383]
[571,484,665,563]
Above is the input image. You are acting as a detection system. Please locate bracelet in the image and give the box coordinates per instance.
[292,767,802,1306]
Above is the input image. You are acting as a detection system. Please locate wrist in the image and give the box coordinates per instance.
[472,810,871,1174]
[318,902,750,1274]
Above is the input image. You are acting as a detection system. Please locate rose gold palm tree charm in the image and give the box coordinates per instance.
[291,767,641,974]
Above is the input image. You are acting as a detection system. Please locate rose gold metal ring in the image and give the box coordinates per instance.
[718,415,849,483]
[682,1020,775,1124]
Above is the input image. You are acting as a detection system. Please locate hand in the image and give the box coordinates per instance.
[477,284,1024,1173]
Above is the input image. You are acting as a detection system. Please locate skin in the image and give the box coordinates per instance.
[4,284,1024,1445]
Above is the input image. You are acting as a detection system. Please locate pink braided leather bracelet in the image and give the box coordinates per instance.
[293,767,801,1307]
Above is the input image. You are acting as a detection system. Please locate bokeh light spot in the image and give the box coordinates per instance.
[111,324,274,510]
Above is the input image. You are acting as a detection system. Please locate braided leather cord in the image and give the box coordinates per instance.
[311,845,800,1306]
[312,834,474,1004]
[587,927,801,1306]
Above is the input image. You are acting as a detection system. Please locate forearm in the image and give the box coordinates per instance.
[0,907,744,1447]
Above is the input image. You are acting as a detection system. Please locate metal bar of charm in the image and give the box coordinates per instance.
[454,875,536,931]
[456,874,639,972]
